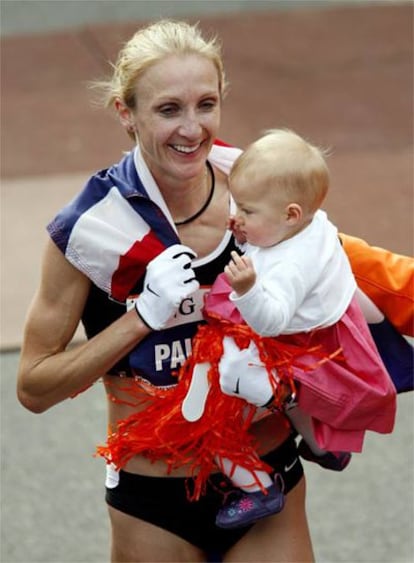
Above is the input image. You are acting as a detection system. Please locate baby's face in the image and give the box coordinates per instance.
[230,179,291,247]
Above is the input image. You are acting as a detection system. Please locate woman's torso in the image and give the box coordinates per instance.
[88,164,291,476]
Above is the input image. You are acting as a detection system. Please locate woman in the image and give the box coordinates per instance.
[17,19,411,562]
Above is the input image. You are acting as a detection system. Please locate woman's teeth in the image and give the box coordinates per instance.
[172,144,200,154]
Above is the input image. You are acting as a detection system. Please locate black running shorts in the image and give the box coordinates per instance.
[105,434,304,554]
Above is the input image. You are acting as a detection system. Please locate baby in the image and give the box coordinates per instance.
[210,129,396,528]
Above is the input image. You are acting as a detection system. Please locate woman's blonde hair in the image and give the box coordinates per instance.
[92,19,227,111]
[230,129,330,214]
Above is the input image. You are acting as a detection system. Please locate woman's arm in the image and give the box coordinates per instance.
[17,239,151,413]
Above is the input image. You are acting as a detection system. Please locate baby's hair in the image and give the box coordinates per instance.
[90,19,227,111]
[230,129,330,214]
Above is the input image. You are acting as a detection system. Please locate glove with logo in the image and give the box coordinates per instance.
[136,244,199,330]
[218,337,275,407]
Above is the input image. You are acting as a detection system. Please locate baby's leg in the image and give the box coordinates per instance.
[285,408,326,456]
[215,456,285,529]
[286,407,351,471]
[216,456,273,492]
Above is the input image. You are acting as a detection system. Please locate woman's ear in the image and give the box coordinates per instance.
[285,203,303,225]
[115,98,135,131]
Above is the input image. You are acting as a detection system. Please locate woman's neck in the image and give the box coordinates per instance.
[158,164,213,226]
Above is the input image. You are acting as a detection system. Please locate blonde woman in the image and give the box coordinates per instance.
[17,20,412,562]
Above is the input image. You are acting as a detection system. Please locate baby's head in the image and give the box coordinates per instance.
[228,129,329,247]
[231,129,329,215]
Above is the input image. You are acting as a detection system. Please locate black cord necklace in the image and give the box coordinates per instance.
[174,161,215,226]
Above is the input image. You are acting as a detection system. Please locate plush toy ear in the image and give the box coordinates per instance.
[181,363,211,421]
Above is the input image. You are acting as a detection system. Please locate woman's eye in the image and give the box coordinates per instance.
[199,99,217,111]
[159,105,179,116]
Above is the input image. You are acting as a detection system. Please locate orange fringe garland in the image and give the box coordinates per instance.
[96,316,335,501]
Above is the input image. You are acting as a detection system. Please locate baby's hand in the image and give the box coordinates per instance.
[224,251,256,295]
[227,216,247,245]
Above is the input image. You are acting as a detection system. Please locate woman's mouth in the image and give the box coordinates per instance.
[171,142,202,154]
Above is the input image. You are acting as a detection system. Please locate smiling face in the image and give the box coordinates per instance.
[126,53,221,187]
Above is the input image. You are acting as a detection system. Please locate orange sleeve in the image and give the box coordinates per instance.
[340,233,414,336]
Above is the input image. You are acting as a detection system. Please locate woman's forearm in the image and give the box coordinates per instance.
[17,309,150,413]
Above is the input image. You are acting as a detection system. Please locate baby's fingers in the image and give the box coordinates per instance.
[230,251,251,270]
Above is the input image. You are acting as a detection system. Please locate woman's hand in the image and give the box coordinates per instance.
[136,244,199,330]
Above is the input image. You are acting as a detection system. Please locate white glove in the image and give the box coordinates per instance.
[218,337,274,407]
[136,244,199,330]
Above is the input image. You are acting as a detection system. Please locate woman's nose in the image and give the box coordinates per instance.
[179,112,202,138]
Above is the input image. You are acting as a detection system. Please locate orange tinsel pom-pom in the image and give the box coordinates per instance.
[96,319,335,501]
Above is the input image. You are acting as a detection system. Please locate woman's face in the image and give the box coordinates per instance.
[131,54,221,186]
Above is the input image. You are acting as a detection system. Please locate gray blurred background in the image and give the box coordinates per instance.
[1,1,413,562]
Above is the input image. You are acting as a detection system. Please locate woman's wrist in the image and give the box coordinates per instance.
[134,305,153,331]
[131,307,153,336]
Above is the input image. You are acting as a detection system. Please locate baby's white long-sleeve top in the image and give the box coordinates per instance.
[229,210,357,336]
